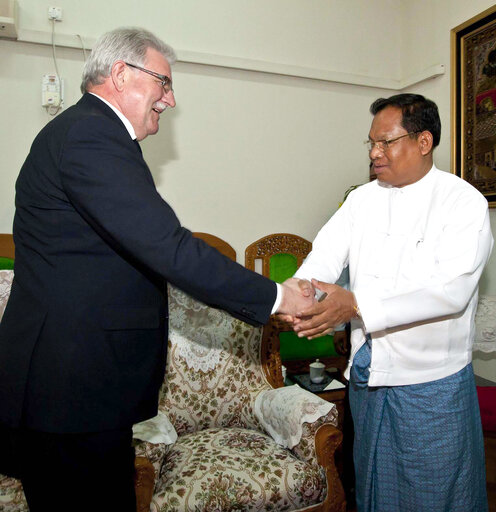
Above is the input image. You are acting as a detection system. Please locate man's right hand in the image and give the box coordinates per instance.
[276,278,316,318]
[293,279,357,339]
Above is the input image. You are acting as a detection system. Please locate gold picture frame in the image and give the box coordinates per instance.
[451,5,496,205]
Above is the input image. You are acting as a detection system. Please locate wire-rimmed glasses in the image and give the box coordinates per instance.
[364,131,420,152]
[125,62,173,94]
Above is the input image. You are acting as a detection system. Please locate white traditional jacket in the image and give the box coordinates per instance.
[295,166,493,386]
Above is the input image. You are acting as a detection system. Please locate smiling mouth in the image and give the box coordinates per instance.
[152,101,168,115]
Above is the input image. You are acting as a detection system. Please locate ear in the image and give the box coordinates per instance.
[417,131,433,156]
[110,61,128,92]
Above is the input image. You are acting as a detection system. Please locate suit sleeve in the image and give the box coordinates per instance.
[58,115,276,326]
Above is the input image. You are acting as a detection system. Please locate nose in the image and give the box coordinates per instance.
[163,89,176,108]
[369,144,384,160]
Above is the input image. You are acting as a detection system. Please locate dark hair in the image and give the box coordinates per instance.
[369,93,441,148]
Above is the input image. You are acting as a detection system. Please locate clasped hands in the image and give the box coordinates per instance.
[277,278,357,339]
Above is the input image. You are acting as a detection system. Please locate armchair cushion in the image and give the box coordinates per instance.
[151,427,327,512]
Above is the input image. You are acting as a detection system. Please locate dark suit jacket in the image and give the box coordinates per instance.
[0,93,276,433]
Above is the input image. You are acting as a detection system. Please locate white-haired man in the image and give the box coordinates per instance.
[0,27,312,511]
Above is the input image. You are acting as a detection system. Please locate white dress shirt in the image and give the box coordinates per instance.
[295,166,493,386]
[89,92,137,140]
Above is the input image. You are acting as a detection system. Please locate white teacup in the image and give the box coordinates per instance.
[309,359,326,383]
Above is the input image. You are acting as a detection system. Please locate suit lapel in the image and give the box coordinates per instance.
[134,139,143,156]
[78,93,155,185]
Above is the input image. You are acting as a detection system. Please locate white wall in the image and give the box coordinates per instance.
[1,0,496,379]
[0,0,404,256]
[15,0,402,79]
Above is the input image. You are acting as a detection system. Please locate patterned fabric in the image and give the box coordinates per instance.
[159,286,275,436]
[349,340,488,512]
[134,439,169,483]
[474,295,496,353]
[254,384,335,448]
[0,270,14,321]
[150,427,326,512]
[290,410,339,466]
[0,475,28,512]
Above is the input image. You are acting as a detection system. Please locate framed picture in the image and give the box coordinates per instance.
[451,5,496,205]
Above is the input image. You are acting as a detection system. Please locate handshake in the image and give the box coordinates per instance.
[275,278,358,339]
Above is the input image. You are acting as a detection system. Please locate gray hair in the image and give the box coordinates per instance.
[80,27,177,93]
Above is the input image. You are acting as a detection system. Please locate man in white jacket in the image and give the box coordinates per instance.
[293,94,492,512]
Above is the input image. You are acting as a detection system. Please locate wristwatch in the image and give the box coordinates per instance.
[353,304,361,319]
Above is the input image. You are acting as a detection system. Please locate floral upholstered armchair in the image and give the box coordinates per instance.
[0,271,346,512]
[0,270,28,512]
[132,284,346,512]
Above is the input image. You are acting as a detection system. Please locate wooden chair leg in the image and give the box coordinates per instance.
[314,424,347,512]
[134,456,155,512]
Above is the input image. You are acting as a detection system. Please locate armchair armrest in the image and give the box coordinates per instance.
[254,385,337,452]
[134,456,156,512]
[290,417,346,512]
[254,385,346,510]
[290,408,338,466]
[133,440,170,512]
[132,410,178,511]
[314,424,347,512]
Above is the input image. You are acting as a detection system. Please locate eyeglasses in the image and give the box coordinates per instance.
[364,131,420,152]
[125,62,173,94]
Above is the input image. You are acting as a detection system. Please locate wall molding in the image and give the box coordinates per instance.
[15,28,445,91]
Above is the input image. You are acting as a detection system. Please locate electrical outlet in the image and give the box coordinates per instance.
[41,74,63,108]
[48,6,62,21]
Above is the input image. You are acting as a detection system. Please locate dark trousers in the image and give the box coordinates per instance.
[2,424,136,512]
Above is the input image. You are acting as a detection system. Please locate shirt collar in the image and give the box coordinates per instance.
[378,164,437,195]
[399,164,436,193]
[89,92,137,140]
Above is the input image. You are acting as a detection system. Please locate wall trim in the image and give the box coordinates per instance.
[15,28,445,91]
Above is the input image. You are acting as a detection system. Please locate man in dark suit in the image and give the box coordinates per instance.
[0,27,313,512]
